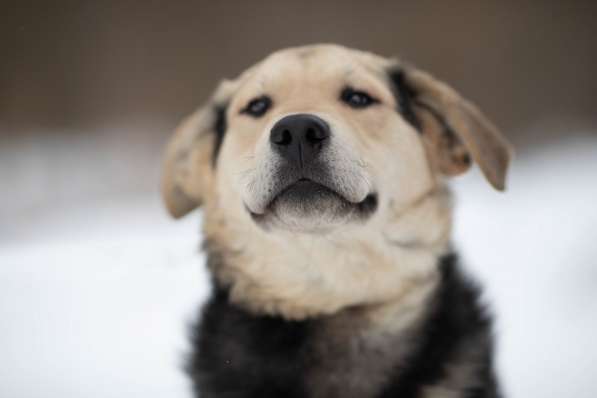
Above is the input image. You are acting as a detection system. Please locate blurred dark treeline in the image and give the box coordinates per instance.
[2,0,596,144]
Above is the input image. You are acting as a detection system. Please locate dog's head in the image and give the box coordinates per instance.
[162,44,511,235]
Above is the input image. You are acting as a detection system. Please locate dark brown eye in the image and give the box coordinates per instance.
[241,96,272,117]
[341,88,378,109]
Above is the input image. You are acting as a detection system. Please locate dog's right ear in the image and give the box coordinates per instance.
[389,65,513,191]
[161,80,237,218]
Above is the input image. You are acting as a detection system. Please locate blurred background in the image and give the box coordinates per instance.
[1,1,596,397]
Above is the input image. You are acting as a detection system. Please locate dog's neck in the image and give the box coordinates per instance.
[202,184,453,321]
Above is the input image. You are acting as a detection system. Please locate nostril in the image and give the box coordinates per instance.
[305,126,328,143]
[271,128,293,146]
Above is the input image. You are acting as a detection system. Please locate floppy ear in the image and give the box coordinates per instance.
[391,66,513,191]
[161,80,236,218]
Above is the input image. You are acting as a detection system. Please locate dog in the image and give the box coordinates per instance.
[161,44,512,398]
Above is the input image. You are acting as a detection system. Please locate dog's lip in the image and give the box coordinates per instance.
[285,178,365,203]
[277,178,338,199]
[246,177,377,216]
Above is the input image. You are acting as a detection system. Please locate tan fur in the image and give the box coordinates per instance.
[161,79,241,218]
[398,64,513,190]
[161,43,510,324]
[204,188,447,320]
[418,108,472,177]
[161,44,510,398]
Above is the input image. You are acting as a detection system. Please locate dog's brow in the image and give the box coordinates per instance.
[343,66,355,77]
[257,76,267,91]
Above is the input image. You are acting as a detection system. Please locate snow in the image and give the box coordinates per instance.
[452,138,597,398]
[1,133,596,397]
[0,199,207,398]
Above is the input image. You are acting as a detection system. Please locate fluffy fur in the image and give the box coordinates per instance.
[161,44,512,397]
[188,249,500,398]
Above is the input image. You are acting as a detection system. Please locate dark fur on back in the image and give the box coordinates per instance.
[187,248,500,398]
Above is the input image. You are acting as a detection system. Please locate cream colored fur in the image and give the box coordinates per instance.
[161,43,510,325]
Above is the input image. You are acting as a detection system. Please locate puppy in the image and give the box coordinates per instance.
[162,44,512,398]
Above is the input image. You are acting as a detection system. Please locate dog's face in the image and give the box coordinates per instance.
[218,47,436,234]
[162,44,512,318]
[162,45,511,235]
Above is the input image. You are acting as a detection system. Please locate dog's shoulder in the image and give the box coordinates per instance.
[379,253,501,397]
[187,285,313,397]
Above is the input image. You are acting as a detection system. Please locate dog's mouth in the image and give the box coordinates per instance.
[248,178,377,232]
[270,178,377,213]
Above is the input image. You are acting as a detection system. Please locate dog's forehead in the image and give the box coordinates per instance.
[233,45,394,100]
[262,44,388,71]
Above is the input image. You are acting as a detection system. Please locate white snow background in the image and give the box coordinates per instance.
[1,131,596,397]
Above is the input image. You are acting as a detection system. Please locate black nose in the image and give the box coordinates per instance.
[270,114,330,167]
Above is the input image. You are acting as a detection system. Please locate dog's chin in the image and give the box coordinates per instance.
[250,180,378,233]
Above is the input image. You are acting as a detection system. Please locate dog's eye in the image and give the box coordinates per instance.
[341,88,378,109]
[241,96,272,117]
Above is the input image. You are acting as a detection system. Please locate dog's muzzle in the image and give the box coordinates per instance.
[243,113,377,231]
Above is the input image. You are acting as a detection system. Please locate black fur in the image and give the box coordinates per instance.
[212,105,228,166]
[388,70,422,131]
[388,69,467,157]
[188,287,312,398]
[186,248,500,398]
[378,254,500,398]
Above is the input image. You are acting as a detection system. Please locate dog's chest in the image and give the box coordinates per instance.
[306,317,417,398]
[192,291,417,398]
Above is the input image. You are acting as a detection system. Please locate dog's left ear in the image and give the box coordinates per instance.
[390,65,513,191]
[161,80,237,218]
